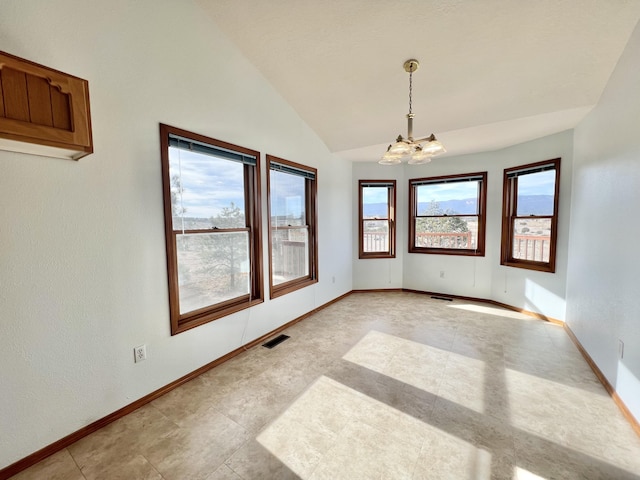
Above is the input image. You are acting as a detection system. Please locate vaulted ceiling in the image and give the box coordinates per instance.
[198,1,640,161]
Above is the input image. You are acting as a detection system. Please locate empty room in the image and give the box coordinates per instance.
[1,1,640,479]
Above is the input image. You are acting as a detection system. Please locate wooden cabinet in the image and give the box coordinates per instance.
[0,51,93,160]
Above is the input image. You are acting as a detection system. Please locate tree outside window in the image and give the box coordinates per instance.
[409,172,487,256]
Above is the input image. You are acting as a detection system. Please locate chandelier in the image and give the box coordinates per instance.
[379,59,446,165]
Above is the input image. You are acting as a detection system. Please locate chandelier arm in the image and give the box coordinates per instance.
[414,134,437,143]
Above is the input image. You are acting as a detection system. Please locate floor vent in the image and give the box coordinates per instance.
[262,334,290,349]
[431,296,453,302]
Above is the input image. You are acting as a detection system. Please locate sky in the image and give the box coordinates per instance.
[169,147,305,220]
[362,186,389,204]
[516,170,556,196]
[169,147,245,219]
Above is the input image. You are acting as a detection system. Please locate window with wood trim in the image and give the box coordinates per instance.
[501,158,560,273]
[160,124,263,335]
[359,180,396,259]
[409,172,487,256]
[267,155,318,298]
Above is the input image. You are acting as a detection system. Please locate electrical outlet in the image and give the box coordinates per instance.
[619,340,624,359]
[439,270,445,278]
[134,344,147,363]
[332,276,336,284]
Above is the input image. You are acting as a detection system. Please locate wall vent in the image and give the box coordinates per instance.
[431,296,453,301]
[262,334,290,349]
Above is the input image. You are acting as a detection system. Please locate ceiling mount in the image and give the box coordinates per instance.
[379,59,446,165]
[403,59,419,73]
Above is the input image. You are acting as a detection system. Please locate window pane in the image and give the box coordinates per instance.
[176,232,249,314]
[271,227,308,285]
[512,218,551,262]
[363,220,389,252]
[362,186,389,219]
[169,147,246,229]
[516,170,556,216]
[415,216,478,249]
[416,181,479,215]
[270,170,305,226]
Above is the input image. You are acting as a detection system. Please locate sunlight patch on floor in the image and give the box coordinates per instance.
[256,375,494,479]
[342,330,450,394]
[514,466,548,479]
[448,303,531,320]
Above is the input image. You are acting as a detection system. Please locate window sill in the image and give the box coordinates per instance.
[409,247,485,257]
[173,297,264,335]
[270,277,318,299]
[501,259,555,273]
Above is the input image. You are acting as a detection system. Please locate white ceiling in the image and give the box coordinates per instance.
[198,0,640,162]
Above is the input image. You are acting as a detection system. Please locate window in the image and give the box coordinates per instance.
[409,172,487,256]
[359,180,396,258]
[501,158,560,273]
[267,155,318,298]
[160,124,263,335]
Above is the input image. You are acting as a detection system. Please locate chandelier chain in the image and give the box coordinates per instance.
[409,69,413,115]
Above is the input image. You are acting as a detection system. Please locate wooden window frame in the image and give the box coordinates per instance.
[501,158,560,273]
[359,180,396,259]
[160,124,263,335]
[409,172,487,256]
[266,155,318,299]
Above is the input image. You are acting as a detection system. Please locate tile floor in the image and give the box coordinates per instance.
[9,292,640,479]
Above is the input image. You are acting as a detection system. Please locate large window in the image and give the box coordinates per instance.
[160,124,263,335]
[359,180,396,259]
[501,158,560,273]
[409,172,487,256]
[267,155,318,298]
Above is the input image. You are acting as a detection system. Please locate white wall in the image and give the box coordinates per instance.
[0,0,351,468]
[353,131,573,321]
[567,20,640,422]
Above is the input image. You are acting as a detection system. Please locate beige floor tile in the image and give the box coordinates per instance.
[309,420,422,480]
[68,404,178,471]
[513,429,640,480]
[256,420,329,478]
[413,426,514,480]
[80,454,162,480]
[151,375,234,422]
[143,410,249,480]
[224,439,301,480]
[205,464,243,480]
[212,368,306,433]
[8,449,85,480]
[279,376,363,437]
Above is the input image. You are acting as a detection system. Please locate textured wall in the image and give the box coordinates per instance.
[0,0,352,468]
[568,20,640,423]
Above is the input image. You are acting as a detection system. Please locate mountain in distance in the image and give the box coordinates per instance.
[363,195,554,217]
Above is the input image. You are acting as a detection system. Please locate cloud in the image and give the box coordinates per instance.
[170,149,245,218]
